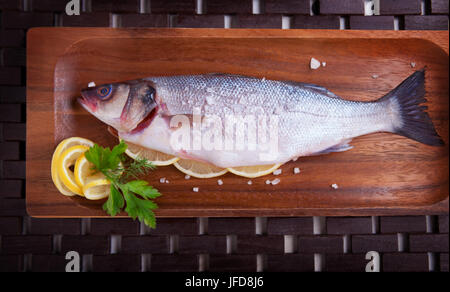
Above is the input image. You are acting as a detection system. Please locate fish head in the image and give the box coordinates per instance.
[79,80,158,133]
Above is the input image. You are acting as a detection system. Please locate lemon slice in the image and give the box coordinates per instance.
[52,170,75,197]
[57,145,90,196]
[227,164,282,178]
[82,175,111,200]
[74,153,98,188]
[174,159,228,178]
[74,154,121,188]
[51,137,94,196]
[123,140,180,166]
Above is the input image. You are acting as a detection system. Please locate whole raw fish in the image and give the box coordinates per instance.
[79,70,443,168]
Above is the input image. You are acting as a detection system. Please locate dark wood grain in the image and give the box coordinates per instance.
[26,28,449,218]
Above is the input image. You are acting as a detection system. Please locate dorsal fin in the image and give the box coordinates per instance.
[205,73,258,80]
[206,74,343,99]
[279,80,342,99]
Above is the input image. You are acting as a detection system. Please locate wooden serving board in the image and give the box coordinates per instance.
[26,28,449,218]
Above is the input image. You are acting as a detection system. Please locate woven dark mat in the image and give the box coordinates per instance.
[0,0,448,272]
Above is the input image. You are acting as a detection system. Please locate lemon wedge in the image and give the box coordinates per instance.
[51,137,94,196]
[57,145,90,196]
[227,164,282,178]
[124,140,180,166]
[82,175,111,200]
[173,159,228,179]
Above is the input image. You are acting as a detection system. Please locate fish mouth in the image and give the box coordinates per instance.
[78,91,97,112]
[129,105,159,134]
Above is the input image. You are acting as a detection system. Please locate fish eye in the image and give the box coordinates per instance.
[96,85,112,99]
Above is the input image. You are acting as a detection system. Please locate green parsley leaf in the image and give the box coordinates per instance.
[84,143,107,171]
[102,184,125,217]
[85,140,127,172]
[125,180,161,200]
[107,140,127,170]
[124,191,158,229]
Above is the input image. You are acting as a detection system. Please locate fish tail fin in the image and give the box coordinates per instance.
[380,69,444,146]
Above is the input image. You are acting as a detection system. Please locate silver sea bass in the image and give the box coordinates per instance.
[79,70,443,168]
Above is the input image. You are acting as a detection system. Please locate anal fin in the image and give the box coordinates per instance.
[315,139,353,155]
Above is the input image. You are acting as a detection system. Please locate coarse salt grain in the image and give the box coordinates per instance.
[271,178,280,185]
[294,167,301,174]
[185,175,190,180]
[88,81,96,87]
[273,169,282,175]
[193,187,199,192]
[331,183,339,189]
[165,180,169,184]
[159,177,166,183]
[410,62,416,68]
[372,74,379,79]
[247,180,252,185]
[265,180,271,185]
[322,62,326,67]
[217,179,223,185]
[310,57,321,70]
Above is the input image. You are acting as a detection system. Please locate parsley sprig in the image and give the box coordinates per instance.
[84,140,161,228]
